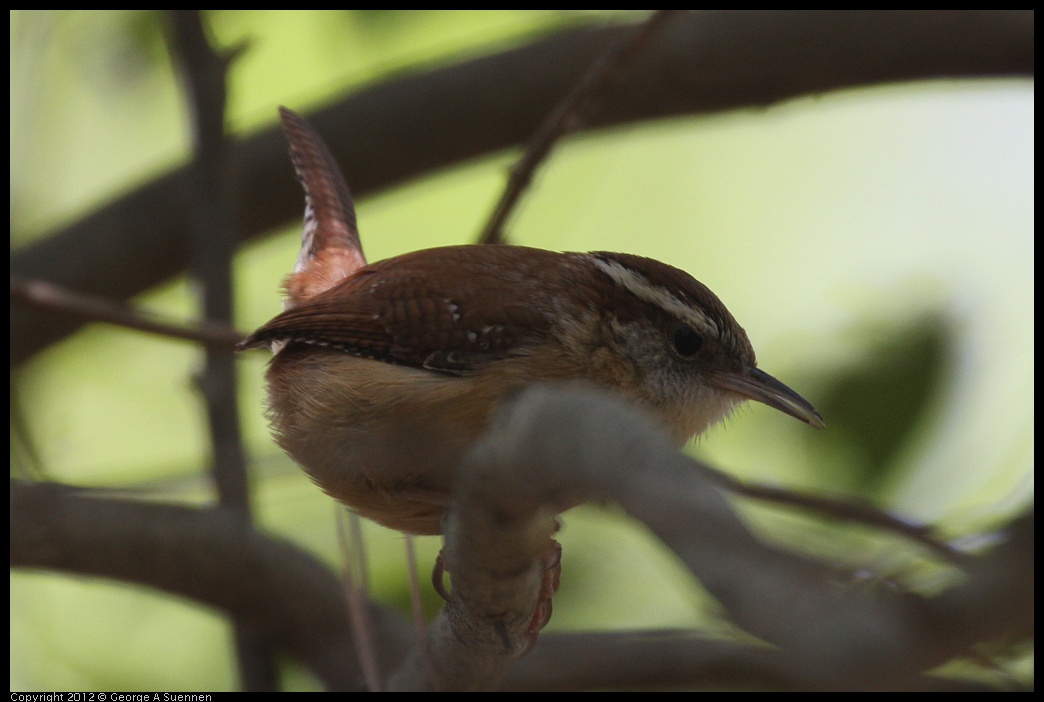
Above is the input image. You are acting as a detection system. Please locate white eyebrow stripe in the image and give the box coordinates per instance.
[588,255,720,338]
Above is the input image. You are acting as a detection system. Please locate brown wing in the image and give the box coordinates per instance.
[240,245,568,375]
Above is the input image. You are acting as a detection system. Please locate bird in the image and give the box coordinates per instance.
[239,106,824,638]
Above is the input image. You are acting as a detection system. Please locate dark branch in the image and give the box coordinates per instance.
[507,630,1014,691]
[168,9,271,688]
[10,275,243,347]
[11,11,1033,365]
[9,479,415,691]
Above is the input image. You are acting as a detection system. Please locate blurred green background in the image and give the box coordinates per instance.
[10,10,1033,691]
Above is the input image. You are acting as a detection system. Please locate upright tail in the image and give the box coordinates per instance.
[278,106,368,307]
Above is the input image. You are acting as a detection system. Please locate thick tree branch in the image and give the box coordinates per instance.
[388,437,564,690]
[398,386,1032,690]
[9,479,416,690]
[11,383,1031,690]
[11,11,1033,365]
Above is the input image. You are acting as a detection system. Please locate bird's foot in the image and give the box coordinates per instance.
[431,538,562,655]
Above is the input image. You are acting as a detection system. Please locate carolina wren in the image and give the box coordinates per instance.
[240,108,824,536]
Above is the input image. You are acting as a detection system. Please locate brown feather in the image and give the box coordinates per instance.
[241,245,593,373]
[278,107,367,306]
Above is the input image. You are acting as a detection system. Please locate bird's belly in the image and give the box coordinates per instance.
[264,348,500,534]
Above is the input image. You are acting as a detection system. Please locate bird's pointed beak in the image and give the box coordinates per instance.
[711,367,825,429]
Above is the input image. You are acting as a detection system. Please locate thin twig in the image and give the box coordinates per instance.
[478,10,679,244]
[10,275,244,347]
[337,508,382,691]
[404,534,438,688]
[701,470,968,565]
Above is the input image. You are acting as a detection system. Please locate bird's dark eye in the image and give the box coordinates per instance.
[672,324,703,357]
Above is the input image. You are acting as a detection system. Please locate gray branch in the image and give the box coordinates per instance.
[10,388,1031,689]
[387,386,1032,690]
